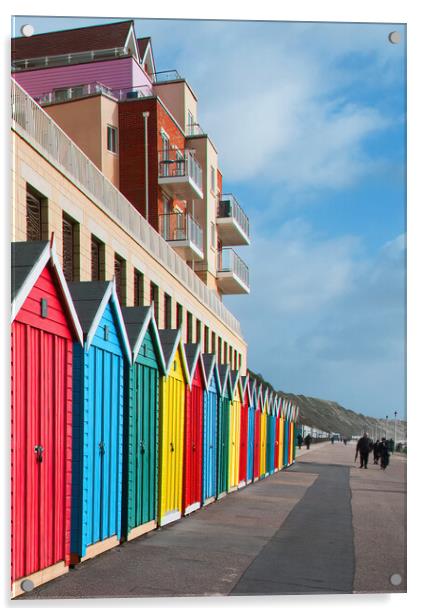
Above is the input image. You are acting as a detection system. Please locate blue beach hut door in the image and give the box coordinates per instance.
[86,336,123,546]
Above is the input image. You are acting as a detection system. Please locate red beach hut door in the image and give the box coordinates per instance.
[239,398,248,484]
[183,365,203,513]
[12,268,72,582]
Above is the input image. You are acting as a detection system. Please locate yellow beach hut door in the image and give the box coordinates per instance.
[158,341,186,526]
[228,373,241,492]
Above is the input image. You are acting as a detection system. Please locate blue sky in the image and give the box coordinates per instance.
[12,16,406,419]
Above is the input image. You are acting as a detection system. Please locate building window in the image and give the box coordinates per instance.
[176,303,183,329]
[229,346,233,368]
[217,337,222,364]
[210,222,216,249]
[196,319,202,344]
[233,350,238,370]
[151,282,159,325]
[26,185,47,241]
[134,269,144,307]
[223,342,228,365]
[210,166,215,193]
[107,125,118,153]
[165,293,172,329]
[186,311,193,343]
[187,110,194,133]
[114,253,127,305]
[62,213,79,282]
[211,332,216,355]
[91,235,105,281]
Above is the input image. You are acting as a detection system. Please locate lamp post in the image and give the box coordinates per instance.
[385,415,389,439]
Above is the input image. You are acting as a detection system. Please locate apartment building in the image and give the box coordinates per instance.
[11,19,250,370]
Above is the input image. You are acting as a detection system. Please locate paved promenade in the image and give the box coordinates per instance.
[18,441,406,599]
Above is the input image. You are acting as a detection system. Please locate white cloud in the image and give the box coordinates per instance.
[225,223,405,417]
[141,19,401,191]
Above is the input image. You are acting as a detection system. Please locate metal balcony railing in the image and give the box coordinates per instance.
[217,248,250,288]
[11,78,241,335]
[111,85,153,100]
[158,149,203,194]
[186,123,206,137]
[218,194,250,240]
[152,70,182,83]
[36,83,153,106]
[159,212,203,250]
[12,47,129,72]
[35,82,115,105]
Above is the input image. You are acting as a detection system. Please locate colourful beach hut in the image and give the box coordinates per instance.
[68,280,131,564]
[217,364,231,499]
[276,397,285,470]
[283,399,290,468]
[157,328,190,526]
[245,376,255,485]
[183,343,205,515]
[253,382,262,481]
[238,375,250,487]
[273,396,282,472]
[266,391,276,476]
[201,353,221,506]
[121,306,166,541]
[11,240,83,597]
[252,380,261,482]
[228,370,241,492]
[259,387,268,478]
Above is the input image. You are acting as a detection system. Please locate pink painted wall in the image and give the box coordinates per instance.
[13,56,153,100]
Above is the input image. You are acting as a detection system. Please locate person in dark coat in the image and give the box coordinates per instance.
[297,433,303,449]
[355,432,371,469]
[379,438,390,469]
[373,439,380,464]
[304,434,312,450]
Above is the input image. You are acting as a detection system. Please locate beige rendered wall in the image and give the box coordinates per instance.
[44,95,120,190]
[12,130,246,372]
[189,135,219,290]
[153,81,198,134]
[43,96,103,172]
[100,96,120,189]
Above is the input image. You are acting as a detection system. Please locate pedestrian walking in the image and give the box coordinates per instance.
[343,438,347,445]
[379,438,390,469]
[373,439,380,464]
[297,433,303,449]
[355,432,371,469]
[304,434,312,450]
[331,436,335,445]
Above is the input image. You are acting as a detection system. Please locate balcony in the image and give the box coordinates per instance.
[36,82,115,105]
[152,70,182,83]
[36,82,153,106]
[159,212,204,261]
[158,149,203,200]
[217,249,250,294]
[186,122,206,137]
[217,194,250,246]
[12,47,130,72]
